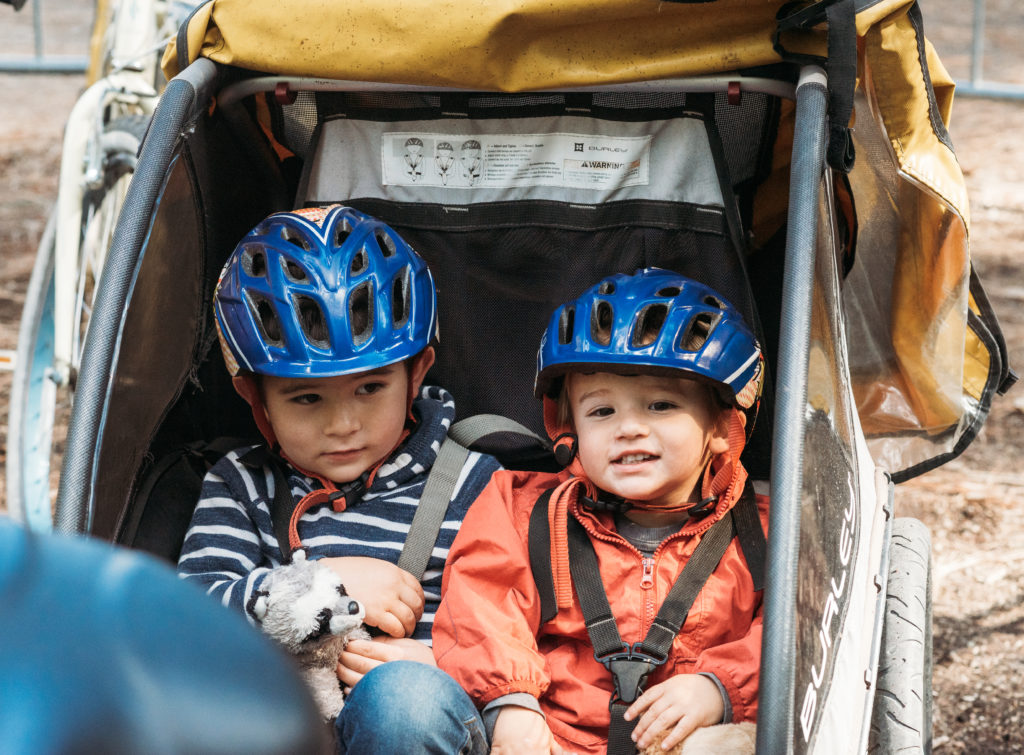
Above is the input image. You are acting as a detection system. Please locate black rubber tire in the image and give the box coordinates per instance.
[868,517,933,753]
[105,113,150,142]
[98,113,150,186]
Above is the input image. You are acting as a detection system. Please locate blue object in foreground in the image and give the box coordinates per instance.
[0,516,327,754]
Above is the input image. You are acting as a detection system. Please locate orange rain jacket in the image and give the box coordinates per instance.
[433,468,769,754]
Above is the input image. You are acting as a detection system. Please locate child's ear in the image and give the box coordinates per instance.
[408,347,436,393]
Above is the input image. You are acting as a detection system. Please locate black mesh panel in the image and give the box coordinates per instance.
[344,200,741,465]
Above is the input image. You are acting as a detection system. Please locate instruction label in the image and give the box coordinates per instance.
[381,132,651,190]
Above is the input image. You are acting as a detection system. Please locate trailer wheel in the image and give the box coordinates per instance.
[868,517,933,753]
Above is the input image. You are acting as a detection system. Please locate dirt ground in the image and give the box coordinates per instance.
[0,3,1022,752]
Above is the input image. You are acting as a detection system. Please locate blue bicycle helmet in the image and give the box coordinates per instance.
[215,205,438,378]
[535,268,763,409]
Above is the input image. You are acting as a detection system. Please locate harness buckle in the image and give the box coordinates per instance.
[596,643,666,706]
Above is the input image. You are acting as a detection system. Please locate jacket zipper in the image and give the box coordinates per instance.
[575,506,707,637]
[640,556,655,589]
[640,555,656,632]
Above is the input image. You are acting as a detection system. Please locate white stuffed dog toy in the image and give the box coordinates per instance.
[249,550,370,721]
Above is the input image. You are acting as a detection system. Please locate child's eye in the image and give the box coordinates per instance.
[291,393,321,405]
[650,400,677,412]
[356,381,387,396]
[586,406,614,418]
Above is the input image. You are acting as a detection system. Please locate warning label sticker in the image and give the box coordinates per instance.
[381,132,651,190]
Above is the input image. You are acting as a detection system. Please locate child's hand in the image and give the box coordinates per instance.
[491,707,571,754]
[336,637,435,690]
[320,556,424,637]
[624,673,725,751]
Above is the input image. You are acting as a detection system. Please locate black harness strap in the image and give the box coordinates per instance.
[526,487,766,752]
[239,446,298,562]
[732,484,767,592]
[528,489,559,625]
[568,510,737,755]
[632,512,737,657]
[267,460,297,561]
[527,484,765,628]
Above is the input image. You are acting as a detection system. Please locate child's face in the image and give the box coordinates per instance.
[567,371,730,508]
[262,351,432,484]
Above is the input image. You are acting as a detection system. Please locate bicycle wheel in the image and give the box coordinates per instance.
[6,214,59,530]
[5,115,148,529]
[73,114,148,372]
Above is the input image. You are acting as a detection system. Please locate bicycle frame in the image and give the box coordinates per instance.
[52,0,169,387]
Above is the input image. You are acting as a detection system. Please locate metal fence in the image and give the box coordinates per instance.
[0,0,88,74]
[956,0,1024,100]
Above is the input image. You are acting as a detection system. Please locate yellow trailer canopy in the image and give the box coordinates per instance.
[164,0,822,90]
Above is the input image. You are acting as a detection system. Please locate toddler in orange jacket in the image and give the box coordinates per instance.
[434,268,768,754]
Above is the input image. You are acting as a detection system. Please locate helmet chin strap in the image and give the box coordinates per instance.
[232,375,278,448]
[282,425,411,553]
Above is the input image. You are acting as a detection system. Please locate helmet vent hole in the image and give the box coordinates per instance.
[295,295,329,349]
[392,272,409,327]
[350,250,368,276]
[281,227,310,252]
[703,295,724,309]
[656,286,681,298]
[598,281,616,295]
[681,312,718,351]
[335,219,353,248]
[558,306,575,345]
[348,281,374,346]
[633,304,668,347]
[282,258,309,284]
[242,247,267,279]
[375,231,397,258]
[248,294,284,347]
[591,301,613,346]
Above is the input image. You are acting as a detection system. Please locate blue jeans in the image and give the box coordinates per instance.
[335,661,487,754]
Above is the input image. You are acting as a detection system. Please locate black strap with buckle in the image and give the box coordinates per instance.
[566,505,741,754]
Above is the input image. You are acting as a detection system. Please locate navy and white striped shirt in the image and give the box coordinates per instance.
[177,385,501,643]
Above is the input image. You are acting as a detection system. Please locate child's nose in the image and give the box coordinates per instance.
[616,410,649,438]
[325,406,360,435]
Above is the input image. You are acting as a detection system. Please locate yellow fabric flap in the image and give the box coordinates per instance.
[161,0,828,89]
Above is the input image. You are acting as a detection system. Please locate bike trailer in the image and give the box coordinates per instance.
[44,0,1015,752]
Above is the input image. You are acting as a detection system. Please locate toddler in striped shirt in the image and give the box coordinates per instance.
[178,205,498,753]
